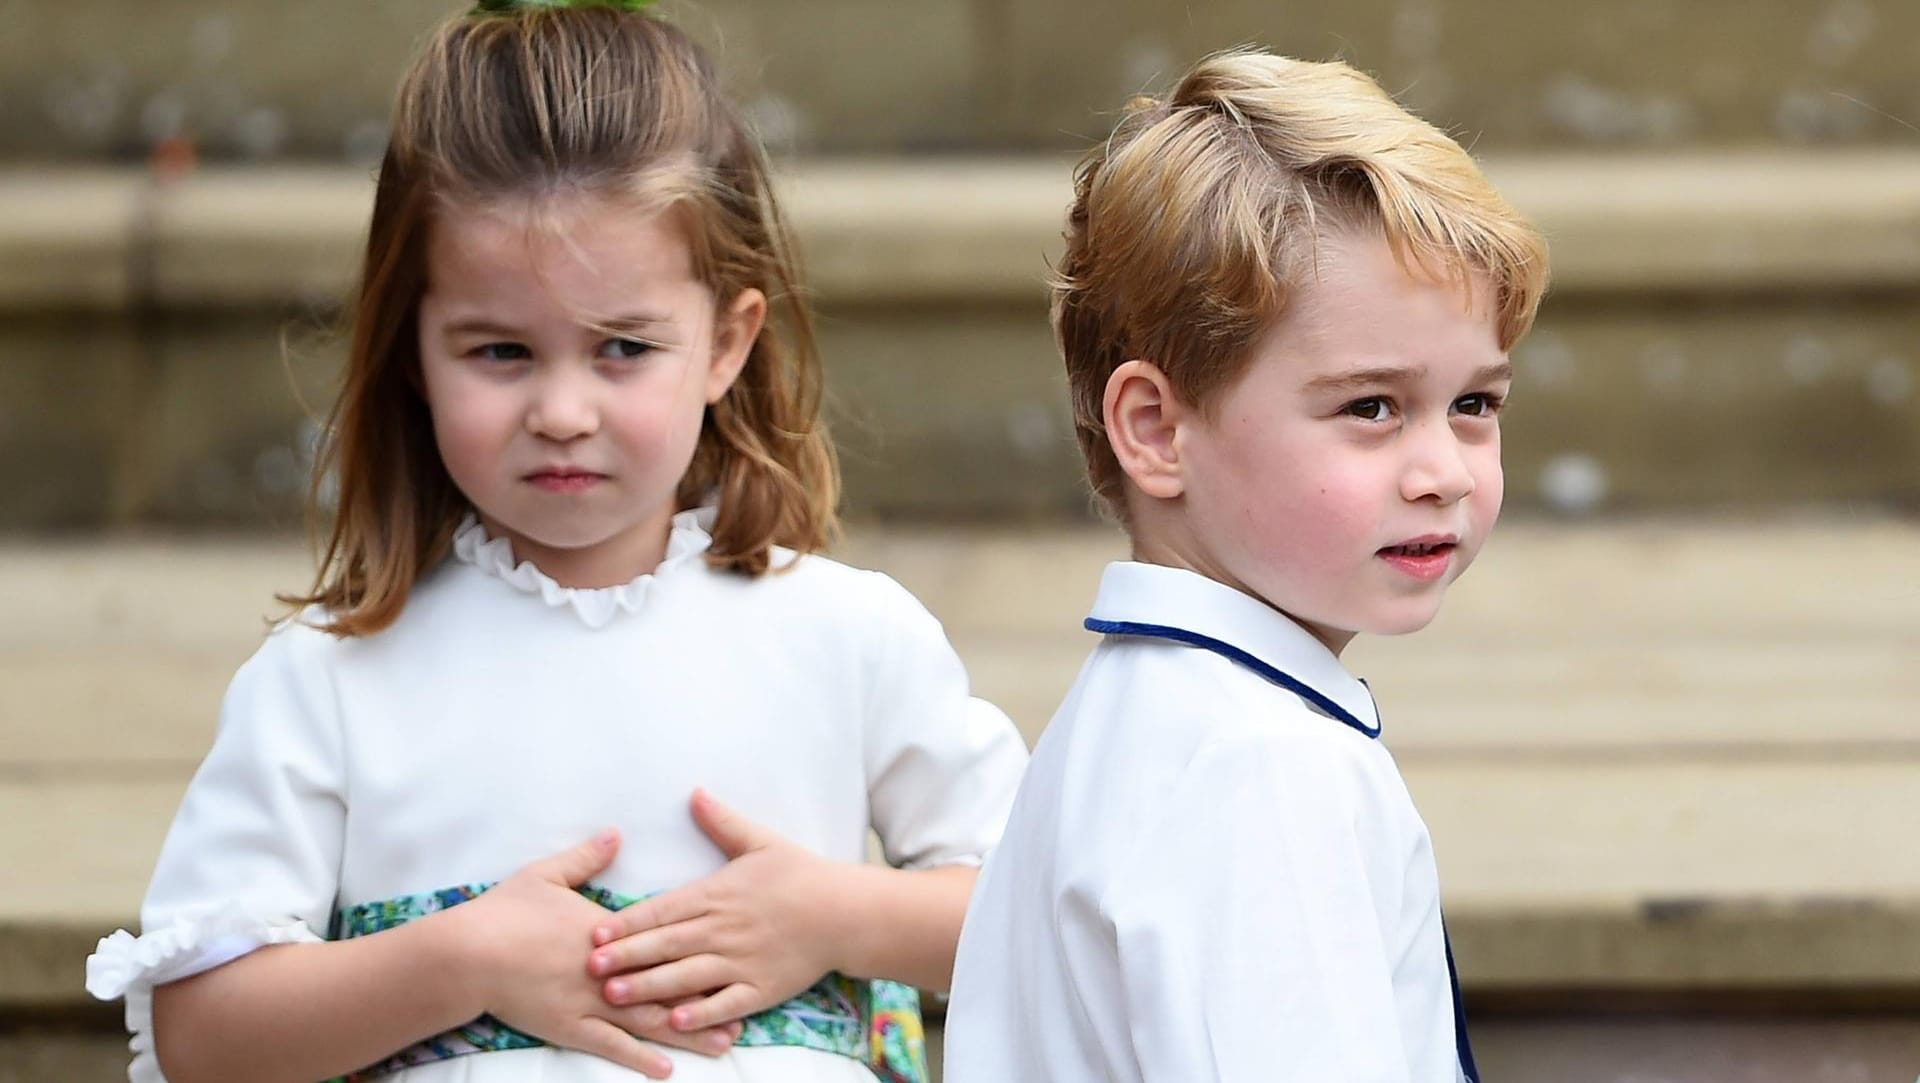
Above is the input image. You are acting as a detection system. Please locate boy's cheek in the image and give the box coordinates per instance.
[1479,463,1507,522]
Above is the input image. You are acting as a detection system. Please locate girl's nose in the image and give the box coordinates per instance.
[524,371,600,441]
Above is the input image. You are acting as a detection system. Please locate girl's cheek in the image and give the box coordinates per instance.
[433,398,520,471]
[437,411,502,456]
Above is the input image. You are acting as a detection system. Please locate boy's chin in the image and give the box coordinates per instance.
[1368,619,1440,638]
[1268,593,1445,642]
[1355,603,1446,638]
[1279,605,1439,652]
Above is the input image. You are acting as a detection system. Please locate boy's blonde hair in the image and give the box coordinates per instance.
[286,6,837,636]
[1055,49,1549,518]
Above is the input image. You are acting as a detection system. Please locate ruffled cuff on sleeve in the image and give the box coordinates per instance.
[86,906,322,1082]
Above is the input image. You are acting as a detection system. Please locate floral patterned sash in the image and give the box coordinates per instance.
[325,882,926,1082]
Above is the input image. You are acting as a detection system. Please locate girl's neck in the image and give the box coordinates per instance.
[476,509,677,589]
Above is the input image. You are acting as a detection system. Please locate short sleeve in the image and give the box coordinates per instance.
[1107,732,1413,1083]
[85,621,348,1082]
[856,574,1028,871]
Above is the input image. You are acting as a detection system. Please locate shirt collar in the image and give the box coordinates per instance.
[1084,561,1382,739]
[449,506,715,630]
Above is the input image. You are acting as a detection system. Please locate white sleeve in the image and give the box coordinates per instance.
[857,574,1029,871]
[85,622,347,1083]
[1107,733,1412,1083]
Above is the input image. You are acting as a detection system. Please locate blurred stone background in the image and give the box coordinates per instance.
[2,2,1918,1081]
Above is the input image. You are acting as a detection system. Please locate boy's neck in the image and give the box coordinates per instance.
[1125,526,1356,658]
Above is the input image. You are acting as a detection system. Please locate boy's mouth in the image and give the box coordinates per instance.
[1379,540,1454,557]
[1377,537,1458,581]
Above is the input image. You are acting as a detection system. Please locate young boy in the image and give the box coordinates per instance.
[943,50,1548,1082]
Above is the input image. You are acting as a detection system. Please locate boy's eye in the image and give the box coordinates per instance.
[472,342,531,362]
[1454,392,1506,417]
[600,337,657,361]
[1341,397,1394,421]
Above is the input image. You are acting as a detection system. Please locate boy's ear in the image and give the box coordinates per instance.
[1103,360,1187,500]
[706,287,766,403]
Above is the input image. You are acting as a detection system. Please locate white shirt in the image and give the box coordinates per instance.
[944,561,1475,1083]
[87,508,1029,1083]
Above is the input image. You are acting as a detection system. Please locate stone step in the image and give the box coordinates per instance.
[3,154,1919,527]
[10,153,1920,313]
[5,518,1919,1015]
[7,519,1919,764]
[6,0,1920,159]
[9,1017,1920,1083]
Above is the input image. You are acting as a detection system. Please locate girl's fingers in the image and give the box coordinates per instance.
[687,789,775,859]
[593,887,707,947]
[525,829,621,889]
[617,1006,736,1058]
[591,916,717,981]
[669,983,763,1032]
[573,1016,676,1079]
[615,1001,673,1031]
[603,954,731,1006]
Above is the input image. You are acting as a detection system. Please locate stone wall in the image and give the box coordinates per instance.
[4,0,1918,161]
[3,157,1917,527]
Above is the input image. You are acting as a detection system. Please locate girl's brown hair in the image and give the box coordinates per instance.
[284,5,838,636]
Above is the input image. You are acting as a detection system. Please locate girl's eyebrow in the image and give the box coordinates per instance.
[597,314,674,333]
[440,313,673,337]
[442,318,523,338]
[1303,360,1512,393]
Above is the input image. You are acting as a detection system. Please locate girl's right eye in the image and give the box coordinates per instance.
[598,337,660,362]
[471,342,532,362]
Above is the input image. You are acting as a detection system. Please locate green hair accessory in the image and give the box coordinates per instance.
[471,0,658,14]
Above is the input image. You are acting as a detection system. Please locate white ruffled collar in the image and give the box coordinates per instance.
[449,507,715,629]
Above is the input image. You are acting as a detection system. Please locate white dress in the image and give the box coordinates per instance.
[87,508,1029,1083]
[946,561,1476,1083]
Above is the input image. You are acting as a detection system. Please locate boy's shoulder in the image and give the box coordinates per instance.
[1072,560,1381,738]
[1071,644,1425,890]
[1043,644,1424,938]
[1036,634,1398,850]
[1075,629,1381,758]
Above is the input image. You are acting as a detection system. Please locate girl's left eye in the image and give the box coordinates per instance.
[600,338,657,361]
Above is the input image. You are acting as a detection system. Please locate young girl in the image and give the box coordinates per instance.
[83,3,1027,1081]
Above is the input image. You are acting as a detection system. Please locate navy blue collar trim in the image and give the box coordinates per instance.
[1084,618,1381,740]
[1443,918,1481,1082]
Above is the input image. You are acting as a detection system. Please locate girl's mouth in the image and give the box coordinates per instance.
[527,471,606,494]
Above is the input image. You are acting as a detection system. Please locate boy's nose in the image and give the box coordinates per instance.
[1401,423,1476,505]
